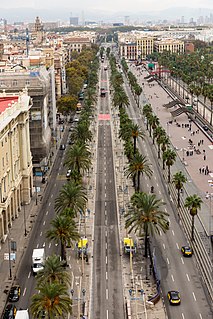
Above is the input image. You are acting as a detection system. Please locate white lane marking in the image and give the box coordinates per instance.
[168,217,170,222]
[105,202,107,207]
[154,176,157,180]
[186,273,190,281]
[106,309,109,319]
[156,183,159,187]
[199,314,203,319]
[23,288,26,296]
[49,243,51,249]
[171,230,175,236]
[165,208,167,213]
[28,272,31,279]
[49,202,51,206]
[106,242,108,250]
[105,231,107,237]
[43,242,45,247]
[167,258,170,265]
[192,292,196,301]
[159,230,162,236]
[176,243,179,249]
[163,243,165,249]
[43,220,46,226]
[106,272,108,280]
[159,190,161,195]
[106,256,108,264]
[36,243,39,248]
[46,211,48,216]
[51,194,53,198]
[54,183,56,187]
[181,314,185,319]
[171,274,174,282]
[181,257,184,265]
[55,243,58,246]
[105,210,107,216]
[106,288,108,299]
[105,193,107,198]
[40,231,42,236]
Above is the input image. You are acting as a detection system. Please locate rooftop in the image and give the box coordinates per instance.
[0,96,18,114]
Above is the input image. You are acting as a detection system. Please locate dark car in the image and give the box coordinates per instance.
[203,125,209,131]
[60,144,66,150]
[2,304,17,319]
[8,286,21,302]
[181,246,193,257]
[3,304,17,319]
[167,290,181,305]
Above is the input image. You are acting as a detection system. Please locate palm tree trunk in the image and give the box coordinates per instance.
[177,189,180,207]
[137,172,140,192]
[133,137,137,155]
[168,165,171,183]
[158,145,161,159]
[191,215,195,241]
[61,241,66,262]
[133,175,136,190]
[144,231,148,258]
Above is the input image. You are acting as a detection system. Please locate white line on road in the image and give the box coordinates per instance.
[105,202,107,207]
[171,274,174,282]
[156,183,159,187]
[181,314,185,319]
[199,314,203,319]
[192,292,196,301]
[105,210,107,216]
[186,273,190,281]
[163,243,165,249]
[167,258,170,265]
[43,220,46,226]
[46,211,48,216]
[51,194,53,198]
[28,272,31,279]
[171,230,175,236]
[158,190,161,195]
[49,202,51,206]
[106,272,108,280]
[105,231,107,237]
[165,208,167,213]
[176,243,179,249]
[168,217,170,222]
[49,243,51,249]
[181,257,184,265]
[105,193,106,198]
[154,176,157,180]
[106,256,108,264]
[106,288,108,299]
[106,309,109,319]
[40,232,42,236]
[23,288,26,296]
[36,243,39,248]
[159,230,162,236]
[54,183,56,187]
[106,242,107,250]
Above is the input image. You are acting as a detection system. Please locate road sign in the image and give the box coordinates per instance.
[4,253,16,261]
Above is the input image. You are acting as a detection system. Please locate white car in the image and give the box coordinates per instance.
[66,169,72,179]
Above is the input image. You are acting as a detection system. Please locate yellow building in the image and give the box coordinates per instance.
[136,37,154,60]
[154,38,184,54]
[0,89,33,242]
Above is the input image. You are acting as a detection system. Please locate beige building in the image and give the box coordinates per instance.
[154,38,184,54]
[0,89,33,242]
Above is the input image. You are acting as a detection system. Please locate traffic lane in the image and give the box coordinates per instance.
[107,225,125,319]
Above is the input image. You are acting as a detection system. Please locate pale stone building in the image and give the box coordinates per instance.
[0,89,33,242]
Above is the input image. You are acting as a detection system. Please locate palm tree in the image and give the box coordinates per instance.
[160,135,170,163]
[184,195,203,241]
[142,104,152,130]
[30,281,72,319]
[71,122,92,144]
[36,254,71,287]
[125,192,169,257]
[112,87,129,109]
[163,148,176,182]
[125,153,153,192]
[64,142,91,177]
[46,214,79,262]
[55,181,87,215]
[124,140,134,161]
[130,123,145,154]
[134,84,142,107]
[172,172,187,208]
[148,114,159,137]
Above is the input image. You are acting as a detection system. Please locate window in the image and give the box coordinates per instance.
[12,80,18,87]
[26,80,30,86]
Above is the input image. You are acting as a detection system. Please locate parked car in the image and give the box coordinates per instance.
[8,286,21,302]
[66,169,72,179]
[3,304,17,319]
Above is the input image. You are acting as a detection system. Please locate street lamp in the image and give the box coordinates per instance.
[7,231,12,280]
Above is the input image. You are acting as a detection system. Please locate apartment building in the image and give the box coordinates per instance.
[136,37,154,60]
[154,38,185,54]
[0,89,33,242]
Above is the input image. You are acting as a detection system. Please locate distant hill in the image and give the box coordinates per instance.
[0,6,213,24]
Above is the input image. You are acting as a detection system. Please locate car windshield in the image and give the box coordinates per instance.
[185,247,191,251]
[171,292,179,299]
[33,263,43,268]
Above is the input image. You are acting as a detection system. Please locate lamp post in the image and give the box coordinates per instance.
[8,231,12,280]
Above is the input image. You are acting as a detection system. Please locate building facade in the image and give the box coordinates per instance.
[0,89,33,242]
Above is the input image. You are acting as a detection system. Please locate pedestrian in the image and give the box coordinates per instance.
[204,155,206,160]
[202,139,204,144]
[203,150,205,154]
[202,167,205,173]
[199,168,201,173]
[198,142,200,147]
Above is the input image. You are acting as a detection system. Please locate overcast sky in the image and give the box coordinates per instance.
[1,0,213,12]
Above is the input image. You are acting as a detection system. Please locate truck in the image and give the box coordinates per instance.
[32,248,45,275]
[15,310,29,319]
[123,238,137,254]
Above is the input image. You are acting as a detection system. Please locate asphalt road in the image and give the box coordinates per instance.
[123,72,212,318]
[14,127,70,310]
[90,62,125,318]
